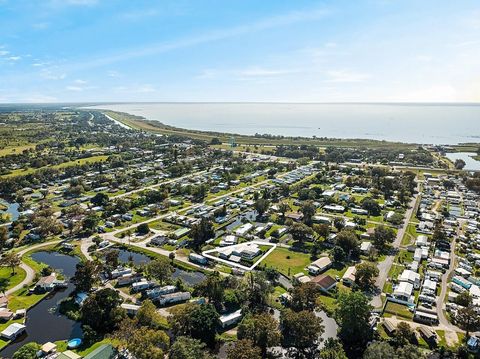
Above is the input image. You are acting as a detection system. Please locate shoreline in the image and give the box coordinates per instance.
[94,108,480,150]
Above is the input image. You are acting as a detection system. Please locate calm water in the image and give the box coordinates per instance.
[1,252,82,358]
[445,152,480,171]
[116,248,206,285]
[0,200,20,222]
[87,103,480,145]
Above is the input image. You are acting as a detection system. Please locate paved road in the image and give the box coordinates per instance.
[371,188,420,308]
[5,240,61,296]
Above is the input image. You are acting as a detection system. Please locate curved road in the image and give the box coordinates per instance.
[5,240,61,296]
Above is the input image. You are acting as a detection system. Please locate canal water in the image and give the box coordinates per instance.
[0,200,20,222]
[445,152,480,171]
[116,248,206,286]
[1,252,82,358]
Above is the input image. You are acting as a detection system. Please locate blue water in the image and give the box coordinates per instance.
[87,102,480,145]
[1,252,82,358]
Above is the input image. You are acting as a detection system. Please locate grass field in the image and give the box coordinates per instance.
[0,266,26,291]
[384,301,414,320]
[0,144,36,157]
[262,247,311,277]
[1,155,109,178]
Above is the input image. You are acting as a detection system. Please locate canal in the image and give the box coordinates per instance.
[0,200,20,222]
[1,252,82,358]
[116,248,207,286]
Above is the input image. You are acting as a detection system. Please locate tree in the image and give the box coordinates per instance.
[169,303,219,347]
[278,202,291,219]
[313,224,330,239]
[0,226,8,249]
[240,272,273,313]
[290,282,320,312]
[336,230,360,258]
[372,225,396,250]
[331,246,346,263]
[91,192,110,207]
[81,288,125,333]
[0,277,9,296]
[335,291,372,356]
[137,222,150,235]
[191,218,215,250]
[455,159,466,170]
[147,257,173,286]
[392,322,415,348]
[82,214,100,234]
[301,201,316,225]
[194,271,224,309]
[73,260,101,292]
[334,217,345,231]
[169,251,176,264]
[456,305,480,337]
[104,249,119,271]
[361,197,381,216]
[455,291,473,307]
[137,299,168,329]
[226,339,262,359]
[1,252,21,275]
[290,222,314,244]
[254,198,270,219]
[280,309,324,358]
[318,338,348,359]
[13,342,41,359]
[395,344,425,359]
[355,262,379,290]
[237,313,281,357]
[169,336,215,359]
[363,341,395,359]
[113,318,170,359]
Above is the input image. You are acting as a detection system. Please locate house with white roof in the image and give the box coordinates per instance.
[392,282,415,304]
[399,269,421,289]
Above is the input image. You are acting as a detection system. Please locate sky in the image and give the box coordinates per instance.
[0,0,479,103]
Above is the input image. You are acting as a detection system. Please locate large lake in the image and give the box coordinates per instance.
[87,103,480,145]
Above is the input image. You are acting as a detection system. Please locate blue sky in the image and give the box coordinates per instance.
[0,0,479,103]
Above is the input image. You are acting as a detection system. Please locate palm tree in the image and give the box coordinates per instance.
[1,252,21,275]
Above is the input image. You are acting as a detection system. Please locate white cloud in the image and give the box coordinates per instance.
[40,69,66,80]
[21,94,58,103]
[324,70,370,83]
[66,86,84,92]
[7,56,21,61]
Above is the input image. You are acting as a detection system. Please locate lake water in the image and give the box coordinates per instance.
[0,200,20,222]
[1,252,82,358]
[445,152,480,171]
[116,248,206,286]
[87,103,480,145]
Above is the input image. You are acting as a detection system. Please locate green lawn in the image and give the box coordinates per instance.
[1,155,109,178]
[262,247,311,277]
[383,301,413,320]
[0,266,26,291]
[8,287,47,311]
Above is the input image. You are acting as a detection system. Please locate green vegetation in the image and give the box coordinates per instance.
[262,247,311,277]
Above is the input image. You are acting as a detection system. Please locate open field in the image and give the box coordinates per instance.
[1,155,109,178]
[262,247,311,277]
